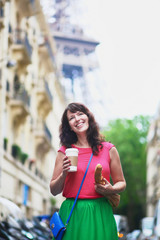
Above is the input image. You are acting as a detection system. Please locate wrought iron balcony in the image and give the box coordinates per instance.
[44,123,52,143]
[11,29,32,66]
[36,78,53,117]
[34,120,52,154]
[38,37,56,71]
[9,84,30,124]
[45,39,56,65]
[0,6,4,29]
[13,88,30,108]
[8,23,13,44]
[6,80,10,92]
[44,80,53,103]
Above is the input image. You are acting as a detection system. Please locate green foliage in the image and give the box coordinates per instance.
[3,138,8,150]
[50,198,57,214]
[20,153,28,164]
[50,197,56,206]
[103,115,151,230]
[12,144,21,159]
[12,144,28,164]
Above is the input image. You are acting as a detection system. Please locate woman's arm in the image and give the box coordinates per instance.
[95,147,126,196]
[50,151,71,196]
[109,147,126,193]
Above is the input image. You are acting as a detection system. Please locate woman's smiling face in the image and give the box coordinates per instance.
[67,110,89,135]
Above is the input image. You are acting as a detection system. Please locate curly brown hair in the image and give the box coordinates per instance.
[59,102,105,155]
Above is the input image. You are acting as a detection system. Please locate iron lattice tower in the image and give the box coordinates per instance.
[49,0,100,104]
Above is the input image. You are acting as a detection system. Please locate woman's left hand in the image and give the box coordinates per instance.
[95,178,115,197]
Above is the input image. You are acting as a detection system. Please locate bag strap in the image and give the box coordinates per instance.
[65,153,93,225]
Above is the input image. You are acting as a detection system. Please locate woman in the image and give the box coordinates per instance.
[50,102,126,240]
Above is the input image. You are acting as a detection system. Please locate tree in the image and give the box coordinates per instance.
[102,115,150,231]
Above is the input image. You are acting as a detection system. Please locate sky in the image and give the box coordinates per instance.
[76,0,160,122]
[41,0,160,125]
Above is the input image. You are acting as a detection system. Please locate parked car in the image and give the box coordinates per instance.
[153,199,160,240]
[140,217,154,240]
[114,214,129,240]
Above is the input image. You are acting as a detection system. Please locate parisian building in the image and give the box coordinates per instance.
[0,0,66,218]
[146,104,160,217]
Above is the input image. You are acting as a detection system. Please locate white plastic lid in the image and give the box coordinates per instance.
[65,148,79,154]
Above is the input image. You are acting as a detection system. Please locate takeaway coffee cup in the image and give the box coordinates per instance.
[65,148,79,172]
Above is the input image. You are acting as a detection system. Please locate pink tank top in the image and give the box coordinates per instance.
[58,142,115,199]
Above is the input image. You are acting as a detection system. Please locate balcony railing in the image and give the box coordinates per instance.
[44,123,52,143]
[0,7,4,29]
[36,119,52,143]
[34,120,52,153]
[44,80,53,103]
[12,29,32,60]
[6,80,10,92]
[37,78,53,109]
[0,7,4,17]
[8,23,12,33]
[13,85,30,108]
[45,39,55,65]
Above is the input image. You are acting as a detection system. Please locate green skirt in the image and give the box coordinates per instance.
[53,198,118,240]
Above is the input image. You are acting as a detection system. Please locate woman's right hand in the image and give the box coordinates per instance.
[50,152,71,196]
[62,156,71,177]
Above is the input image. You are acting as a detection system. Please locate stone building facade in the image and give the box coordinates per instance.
[0,0,66,218]
[146,105,160,217]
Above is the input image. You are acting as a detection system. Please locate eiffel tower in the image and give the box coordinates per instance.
[49,0,100,105]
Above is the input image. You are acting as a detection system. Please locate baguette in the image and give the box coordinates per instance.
[94,164,105,185]
[94,164,120,208]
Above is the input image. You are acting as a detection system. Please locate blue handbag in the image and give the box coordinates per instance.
[50,212,66,240]
[50,153,93,240]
